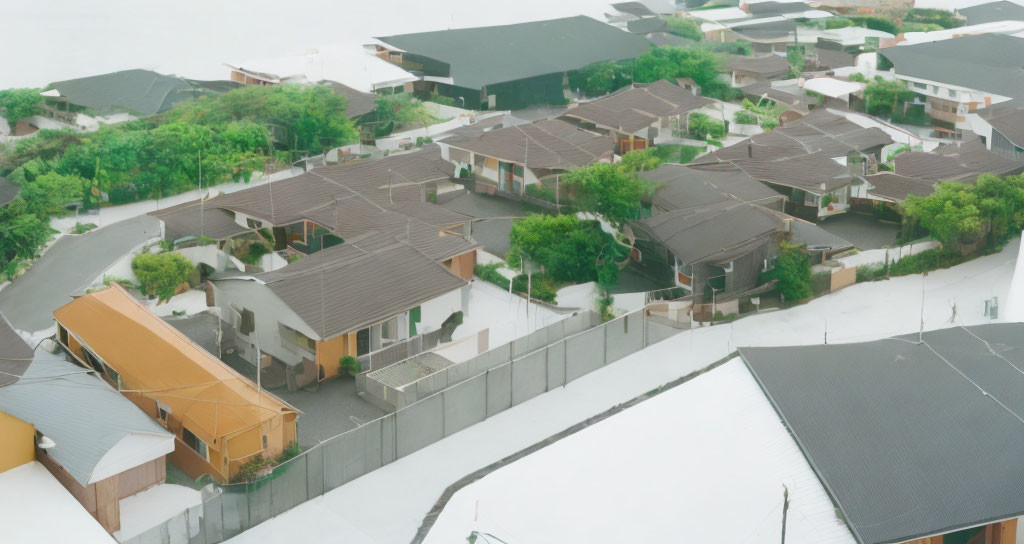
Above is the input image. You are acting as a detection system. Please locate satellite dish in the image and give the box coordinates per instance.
[37,435,56,449]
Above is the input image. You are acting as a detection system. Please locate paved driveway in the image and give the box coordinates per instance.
[0,215,160,332]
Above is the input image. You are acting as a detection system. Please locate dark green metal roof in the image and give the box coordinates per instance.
[377,16,652,90]
[48,69,229,116]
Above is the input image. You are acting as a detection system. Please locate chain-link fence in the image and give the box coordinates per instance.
[122,309,663,544]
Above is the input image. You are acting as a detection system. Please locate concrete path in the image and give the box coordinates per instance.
[0,215,160,332]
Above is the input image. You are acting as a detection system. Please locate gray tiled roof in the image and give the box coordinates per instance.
[879,34,1024,102]
[637,200,783,264]
[984,107,1024,148]
[324,80,378,118]
[0,349,172,487]
[445,118,613,170]
[253,241,468,339]
[864,171,937,202]
[731,152,852,193]
[627,17,668,34]
[376,16,653,90]
[48,69,215,116]
[643,163,785,212]
[725,54,791,76]
[893,139,1024,182]
[612,1,658,16]
[564,80,713,133]
[740,323,1024,544]
[150,200,249,241]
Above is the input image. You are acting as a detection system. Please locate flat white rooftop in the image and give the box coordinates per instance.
[0,461,115,544]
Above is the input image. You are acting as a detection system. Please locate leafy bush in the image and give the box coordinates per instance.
[230,455,274,483]
[848,73,867,83]
[275,441,302,464]
[525,183,558,203]
[512,273,559,303]
[339,355,360,376]
[131,252,193,302]
[900,22,943,32]
[651,144,705,164]
[474,263,510,290]
[765,242,812,301]
[73,222,97,234]
[0,88,44,126]
[598,295,614,322]
[863,76,915,118]
[688,113,725,139]
[733,111,759,125]
[240,242,270,265]
[561,163,652,228]
[826,17,855,29]
[508,215,626,286]
[904,8,964,30]
[0,201,53,264]
[618,148,662,173]
[633,47,731,99]
[665,17,703,40]
[847,16,900,36]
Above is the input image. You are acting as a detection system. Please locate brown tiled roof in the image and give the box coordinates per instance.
[985,108,1024,148]
[731,152,852,194]
[643,164,785,212]
[864,172,937,202]
[562,80,713,133]
[893,140,1024,182]
[445,118,613,170]
[254,241,468,338]
[324,80,378,118]
[150,200,249,241]
[637,200,784,265]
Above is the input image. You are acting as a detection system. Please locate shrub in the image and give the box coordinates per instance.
[275,441,302,464]
[73,222,97,234]
[826,17,855,29]
[474,263,510,290]
[230,455,274,483]
[0,88,44,126]
[765,243,812,301]
[733,111,758,125]
[665,17,703,41]
[598,295,614,322]
[240,241,270,265]
[688,113,725,139]
[525,183,558,203]
[848,73,867,83]
[508,215,626,285]
[339,355,360,376]
[131,252,193,302]
[511,273,559,303]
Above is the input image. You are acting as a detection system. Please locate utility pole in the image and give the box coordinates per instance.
[918,271,928,344]
[781,484,790,544]
[199,150,204,238]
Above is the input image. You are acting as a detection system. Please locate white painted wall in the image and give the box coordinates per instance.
[419,287,464,333]
[210,279,320,366]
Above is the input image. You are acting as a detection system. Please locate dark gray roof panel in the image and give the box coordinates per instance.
[740,323,1024,544]
[150,201,249,241]
[638,200,783,264]
[48,69,203,116]
[377,16,653,90]
[879,35,1024,101]
[959,1,1024,24]
[643,163,784,211]
[865,172,936,202]
[324,80,378,118]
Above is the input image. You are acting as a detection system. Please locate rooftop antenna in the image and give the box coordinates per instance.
[918,271,928,344]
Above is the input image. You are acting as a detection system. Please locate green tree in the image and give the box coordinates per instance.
[848,16,900,35]
[768,242,812,301]
[974,173,1024,243]
[903,182,983,246]
[0,201,52,264]
[0,89,44,127]
[508,214,624,285]
[687,112,725,139]
[561,162,652,227]
[826,17,855,29]
[633,47,727,98]
[904,8,964,29]
[131,252,194,302]
[569,61,617,97]
[664,17,703,41]
[18,171,85,219]
[863,76,915,118]
[618,148,662,173]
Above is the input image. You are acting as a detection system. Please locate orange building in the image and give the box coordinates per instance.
[54,284,299,483]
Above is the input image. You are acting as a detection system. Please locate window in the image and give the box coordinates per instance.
[183,427,209,460]
[280,324,316,352]
[58,325,68,347]
[948,89,957,99]
[246,217,263,229]
[156,400,171,424]
[106,365,121,388]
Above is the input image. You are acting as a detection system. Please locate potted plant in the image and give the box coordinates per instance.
[339,355,360,377]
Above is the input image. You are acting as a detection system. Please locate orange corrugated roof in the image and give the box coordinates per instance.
[54,284,297,448]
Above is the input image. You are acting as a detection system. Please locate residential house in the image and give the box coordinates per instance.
[24,69,239,134]
[560,79,714,153]
[971,106,1024,160]
[149,148,481,279]
[812,0,912,16]
[959,0,1024,25]
[740,323,1024,544]
[693,3,835,53]
[209,239,470,382]
[878,34,1024,137]
[0,314,175,534]
[721,55,791,88]
[631,164,789,300]
[691,109,894,220]
[53,285,299,484]
[439,118,614,198]
[634,200,787,302]
[373,16,653,110]
[226,44,418,93]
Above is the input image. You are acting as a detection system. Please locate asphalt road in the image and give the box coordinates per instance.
[0,215,160,332]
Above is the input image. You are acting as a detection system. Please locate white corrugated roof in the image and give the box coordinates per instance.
[0,462,116,543]
[228,43,417,92]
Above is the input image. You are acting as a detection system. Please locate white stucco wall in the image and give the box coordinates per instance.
[210,279,320,366]
[419,287,464,334]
